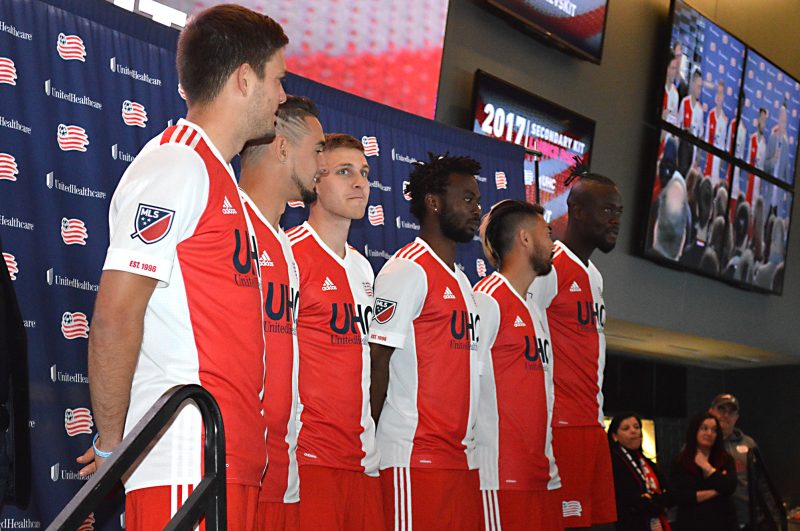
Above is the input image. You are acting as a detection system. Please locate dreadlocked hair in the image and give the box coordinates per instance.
[405,153,481,221]
[480,200,545,269]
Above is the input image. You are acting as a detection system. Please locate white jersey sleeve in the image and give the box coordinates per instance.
[472,291,500,377]
[103,143,209,285]
[527,268,558,311]
[369,257,427,349]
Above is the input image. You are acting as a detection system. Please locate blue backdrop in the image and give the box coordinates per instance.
[0,0,524,528]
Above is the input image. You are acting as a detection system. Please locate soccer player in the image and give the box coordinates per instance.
[473,200,562,531]
[239,96,325,530]
[749,108,769,171]
[765,103,790,182]
[662,52,680,126]
[83,6,288,530]
[703,80,728,184]
[285,134,383,530]
[528,172,623,529]
[680,69,705,153]
[369,154,483,531]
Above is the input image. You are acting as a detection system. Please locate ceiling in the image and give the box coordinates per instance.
[605,318,800,369]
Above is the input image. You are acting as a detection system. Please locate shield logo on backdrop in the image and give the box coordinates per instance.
[131,204,175,244]
[374,298,397,324]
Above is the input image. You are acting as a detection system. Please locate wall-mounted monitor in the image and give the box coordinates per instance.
[738,50,800,185]
[485,0,610,64]
[471,70,595,238]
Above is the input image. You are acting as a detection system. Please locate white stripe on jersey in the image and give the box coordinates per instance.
[393,466,413,531]
[481,489,502,531]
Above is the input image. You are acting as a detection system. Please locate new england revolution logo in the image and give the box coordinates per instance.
[131,204,175,244]
[374,298,397,324]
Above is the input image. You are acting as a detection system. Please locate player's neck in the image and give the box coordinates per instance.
[561,230,593,265]
[240,174,288,229]
[418,226,457,270]
[499,259,536,301]
[185,106,244,163]
[307,207,351,258]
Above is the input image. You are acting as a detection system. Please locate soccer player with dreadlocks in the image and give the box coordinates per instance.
[369,154,483,531]
[528,166,623,529]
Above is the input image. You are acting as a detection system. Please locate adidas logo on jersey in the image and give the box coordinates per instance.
[322,277,337,291]
[513,316,526,327]
[221,196,238,215]
[569,281,581,292]
[443,287,456,300]
[259,250,273,267]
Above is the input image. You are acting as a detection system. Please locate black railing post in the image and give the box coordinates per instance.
[48,384,226,531]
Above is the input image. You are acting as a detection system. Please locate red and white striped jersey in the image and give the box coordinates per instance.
[527,241,606,429]
[103,119,265,492]
[473,273,560,492]
[704,107,728,183]
[369,237,480,470]
[749,132,766,170]
[241,192,301,503]
[663,83,678,125]
[680,96,704,139]
[286,222,380,476]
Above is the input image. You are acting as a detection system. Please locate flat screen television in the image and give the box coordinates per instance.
[737,50,800,185]
[486,0,610,64]
[471,70,595,238]
[642,0,795,295]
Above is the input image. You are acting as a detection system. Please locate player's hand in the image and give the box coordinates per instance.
[76,445,100,477]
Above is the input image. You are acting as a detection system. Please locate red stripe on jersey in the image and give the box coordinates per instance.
[395,242,423,260]
[159,125,178,145]
[286,225,309,242]
[183,129,198,147]
[474,273,503,295]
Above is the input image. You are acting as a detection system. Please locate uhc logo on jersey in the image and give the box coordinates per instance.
[57,124,90,152]
[0,153,18,181]
[523,335,550,366]
[3,252,18,280]
[64,407,93,436]
[0,57,18,85]
[361,136,379,157]
[576,301,606,330]
[374,298,397,324]
[264,282,299,325]
[131,204,175,244]
[331,303,373,336]
[56,33,86,62]
[61,311,90,339]
[450,310,480,343]
[61,217,88,245]
[121,100,148,128]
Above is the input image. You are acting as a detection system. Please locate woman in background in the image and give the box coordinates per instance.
[608,412,672,531]
[671,412,738,530]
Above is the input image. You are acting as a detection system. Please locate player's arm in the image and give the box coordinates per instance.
[369,343,395,425]
[88,271,157,462]
[368,257,426,426]
[78,144,208,475]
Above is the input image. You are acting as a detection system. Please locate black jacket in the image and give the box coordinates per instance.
[670,456,738,531]
[610,445,672,531]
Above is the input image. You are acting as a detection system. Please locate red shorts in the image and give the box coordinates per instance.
[380,467,481,531]
[552,426,617,527]
[298,465,383,530]
[256,500,299,531]
[480,489,563,531]
[125,483,258,530]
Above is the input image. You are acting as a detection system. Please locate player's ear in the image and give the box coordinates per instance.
[275,136,289,163]
[425,193,441,215]
[233,63,252,97]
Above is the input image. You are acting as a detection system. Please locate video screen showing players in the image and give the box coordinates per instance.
[486,0,610,63]
[472,70,595,238]
[738,50,800,185]
[662,0,744,149]
[645,130,732,275]
[726,165,792,293]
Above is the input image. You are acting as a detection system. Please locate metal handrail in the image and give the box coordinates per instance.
[747,447,787,531]
[47,384,227,530]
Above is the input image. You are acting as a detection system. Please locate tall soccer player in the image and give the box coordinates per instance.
[749,108,768,171]
[285,134,383,530]
[528,173,623,530]
[83,6,288,530]
[239,96,325,531]
[703,80,728,184]
[473,200,563,531]
[369,154,483,531]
